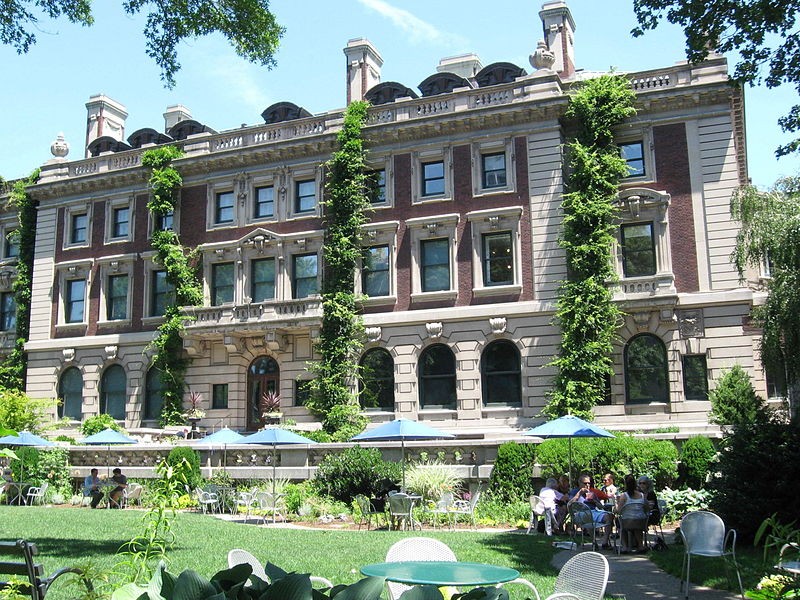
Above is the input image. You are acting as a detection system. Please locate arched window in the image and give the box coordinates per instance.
[419,344,456,410]
[481,340,521,406]
[100,364,127,420]
[625,334,669,404]
[144,367,164,421]
[359,348,395,411]
[58,367,83,420]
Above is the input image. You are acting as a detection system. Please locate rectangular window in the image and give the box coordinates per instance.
[292,253,318,298]
[212,384,229,409]
[4,231,19,259]
[421,161,445,197]
[70,213,88,244]
[151,270,174,317]
[106,274,129,320]
[295,379,313,407]
[211,262,235,305]
[481,152,507,189]
[482,232,514,286]
[254,186,274,219]
[156,211,174,231]
[766,365,787,399]
[363,245,390,297]
[294,180,316,213]
[251,258,276,302]
[65,279,85,323]
[370,170,387,204]
[621,222,657,277]
[421,238,450,292]
[620,141,645,177]
[0,292,16,331]
[112,206,129,238]
[215,191,235,224]
[682,355,708,401]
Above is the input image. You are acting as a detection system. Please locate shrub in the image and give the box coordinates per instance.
[313,445,401,503]
[679,435,716,489]
[303,429,332,443]
[709,416,800,542]
[283,481,316,514]
[659,487,714,522]
[475,498,530,528]
[81,414,122,436]
[166,446,202,489]
[53,435,75,444]
[11,447,71,498]
[0,389,56,432]
[323,403,368,442]
[404,462,462,502]
[488,442,537,503]
[709,364,770,428]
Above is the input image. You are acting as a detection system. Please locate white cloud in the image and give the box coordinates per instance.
[356,0,466,47]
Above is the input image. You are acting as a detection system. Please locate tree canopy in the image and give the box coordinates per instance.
[632,0,800,156]
[1,0,284,87]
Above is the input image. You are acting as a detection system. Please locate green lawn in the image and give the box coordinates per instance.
[0,506,560,599]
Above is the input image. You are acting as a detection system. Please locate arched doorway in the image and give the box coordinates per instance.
[247,356,280,430]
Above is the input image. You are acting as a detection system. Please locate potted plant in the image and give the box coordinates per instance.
[182,391,206,438]
[261,390,282,424]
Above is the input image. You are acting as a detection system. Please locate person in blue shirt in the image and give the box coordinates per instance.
[83,468,103,509]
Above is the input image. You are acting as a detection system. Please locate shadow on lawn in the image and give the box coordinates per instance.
[476,532,559,577]
[26,537,130,559]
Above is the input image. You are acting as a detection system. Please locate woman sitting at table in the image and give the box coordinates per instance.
[616,474,649,553]
[638,475,661,526]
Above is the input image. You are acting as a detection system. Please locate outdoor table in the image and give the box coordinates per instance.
[360,561,520,587]
[5,482,30,505]
[207,485,237,514]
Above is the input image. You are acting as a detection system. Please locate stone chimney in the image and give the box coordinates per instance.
[344,38,383,103]
[163,104,192,132]
[85,94,127,157]
[437,53,483,80]
[539,1,576,79]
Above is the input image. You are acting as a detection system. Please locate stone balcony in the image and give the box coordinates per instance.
[182,298,322,336]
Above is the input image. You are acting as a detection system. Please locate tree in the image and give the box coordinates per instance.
[631,0,800,157]
[708,364,770,428]
[730,176,800,413]
[1,0,284,88]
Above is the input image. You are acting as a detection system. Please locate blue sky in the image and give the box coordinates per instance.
[1,0,797,188]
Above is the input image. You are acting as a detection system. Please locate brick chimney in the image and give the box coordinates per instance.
[344,38,383,103]
[163,104,192,132]
[85,94,127,157]
[539,1,576,79]
[437,54,483,80]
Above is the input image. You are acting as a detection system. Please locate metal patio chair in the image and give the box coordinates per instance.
[227,548,332,589]
[680,510,744,599]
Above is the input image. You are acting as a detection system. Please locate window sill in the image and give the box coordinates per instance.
[361,295,397,307]
[97,319,132,327]
[472,186,515,198]
[411,290,457,302]
[141,316,167,326]
[104,237,132,245]
[413,195,452,205]
[419,407,458,415]
[55,323,87,331]
[472,284,521,298]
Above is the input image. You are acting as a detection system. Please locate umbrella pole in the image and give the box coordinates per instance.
[568,437,573,489]
[401,439,406,492]
[271,443,277,524]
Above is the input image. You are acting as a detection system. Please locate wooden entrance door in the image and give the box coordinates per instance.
[247,356,279,430]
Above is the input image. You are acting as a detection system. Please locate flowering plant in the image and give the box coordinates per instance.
[261,390,282,417]
[182,391,206,420]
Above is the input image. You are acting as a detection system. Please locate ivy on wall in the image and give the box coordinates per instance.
[0,170,39,391]
[141,147,202,426]
[544,75,636,420]
[308,101,371,429]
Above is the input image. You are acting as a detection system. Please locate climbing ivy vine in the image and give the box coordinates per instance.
[0,170,39,391]
[141,146,202,426]
[307,101,371,431]
[544,75,636,420]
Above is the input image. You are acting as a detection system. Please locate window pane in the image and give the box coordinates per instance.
[215,191,234,223]
[625,334,668,403]
[370,170,387,204]
[58,367,83,420]
[251,258,276,302]
[255,186,274,218]
[151,270,174,317]
[359,348,395,410]
[71,213,88,244]
[682,355,708,400]
[421,238,449,292]
[107,274,129,320]
[101,365,126,420]
[482,340,521,405]
[295,180,316,213]
[482,152,507,188]
[156,211,174,231]
[621,223,657,277]
[766,364,787,399]
[212,262,235,305]
[5,231,19,258]
[212,383,229,409]
[483,232,513,286]
[293,254,318,298]
[0,292,16,331]
[113,206,129,237]
[422,161,445,196]
[145,367,164,420]
[420,344,457,409]
[66,279,85,323]
[363,245,390,297]
[295,380,313,407]
[620,142,645,177]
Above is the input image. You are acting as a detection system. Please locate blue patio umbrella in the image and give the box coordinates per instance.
[351,418,455,490]
[80,428,137,476]
[522,415,614,487]
[0,431,55,485]
[241,427,317,522]
[192,427,245,474]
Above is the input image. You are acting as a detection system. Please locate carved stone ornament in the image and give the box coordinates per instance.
[426,322,443,339]
[529,40,556,71]
[678,309,704,338]
[104,345,118,360]
[489,317,507,334]
[365,327,382,343]
[632,311,651,332]
[62,348,76,362]
[50,132,70,159]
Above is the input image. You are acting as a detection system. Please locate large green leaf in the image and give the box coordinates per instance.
[111,583,149,600]
[264,562,288,582]
[172,570,222,600]
[212,563,253,591]
[262,573,312,600]
[398,586,446,600]
[452,587,509,600]
[328,576,385,600]
[0,448,18,461]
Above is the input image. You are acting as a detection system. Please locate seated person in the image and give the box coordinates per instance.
[538,477,560,535]
[2,468,13,502]
[601,473,618,500]
[568,474,613,549]
[83,468,104,509]
[615,474,649,553]
[109,467,128,508]
[637,475,661,526]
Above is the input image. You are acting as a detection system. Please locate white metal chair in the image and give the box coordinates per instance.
[527,495,546,534]
[227,548,332,589]
[428,491,456,529]
[616,501,648,553]
[237,487,258,523]
[385,537,456,600]
[648,498,668,546]
[253,491,286,524]
[195,488,219,514]
[451,488,481,529]
[776,542,800,576]
[680,511,744,599]
[26,482,48,506]
[388,493,418,531]
[569,502,611,550]
[355,495,385,531]
[126,483,144,507]
[502,550,608,600]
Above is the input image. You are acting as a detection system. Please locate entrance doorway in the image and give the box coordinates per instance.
[247,356,280,430]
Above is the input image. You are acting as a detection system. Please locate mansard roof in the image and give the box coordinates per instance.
[87,136,131,156]
[475,62,526,87]
[260,102,312,124]
[167,119,217,141]
[365,82,419,105]
[127,128,174,148]
[418,72,473,97]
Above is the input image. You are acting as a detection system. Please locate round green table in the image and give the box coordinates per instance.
[360,561,520,586]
